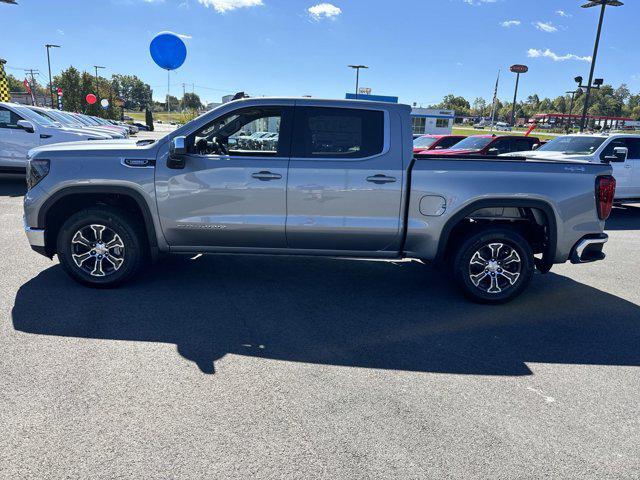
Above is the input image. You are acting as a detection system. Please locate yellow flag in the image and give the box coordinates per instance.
[0,59,11,102]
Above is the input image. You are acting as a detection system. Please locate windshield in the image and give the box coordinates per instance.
[537,136,607,155]
[13,105,58,127]
[449,136,493,151]
[414,136,437,149]
[40,109,75,126]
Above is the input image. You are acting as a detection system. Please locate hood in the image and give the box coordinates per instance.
[29,139,143,156]
[421,148,479,155]
[59,127,111,139]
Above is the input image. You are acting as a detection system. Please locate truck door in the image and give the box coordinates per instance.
[626,138,640,198]
[0,106,37,169]
[600,138,633,198]
[286,106,404,252]
[155,104,293,249]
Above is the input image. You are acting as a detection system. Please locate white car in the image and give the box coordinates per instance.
[27,106,124,139]
[0,102,110,172]
[495,122,512,132]
[503,133,640,202]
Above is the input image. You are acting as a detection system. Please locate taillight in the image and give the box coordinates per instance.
[596,175,616,220]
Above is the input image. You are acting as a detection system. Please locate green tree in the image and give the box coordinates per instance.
[181,92,203,111]
[111,74,152,110]
[7,74,27,93]
[471,97,487,117]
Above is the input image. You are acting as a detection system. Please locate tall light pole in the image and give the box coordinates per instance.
[93,65,105,100]
[509,64,528,127]
[45,44,60,108]
[348,65,368,99]
[579,0,623,132]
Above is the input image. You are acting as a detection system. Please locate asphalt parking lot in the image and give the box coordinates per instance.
[1,176,639,479]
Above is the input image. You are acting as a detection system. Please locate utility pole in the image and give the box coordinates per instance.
[24,69,39,105]
[45,44,60,108]
[182,82,186,111]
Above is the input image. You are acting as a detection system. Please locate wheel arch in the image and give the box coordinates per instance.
[38,185,159,259]
[435,198,558,266]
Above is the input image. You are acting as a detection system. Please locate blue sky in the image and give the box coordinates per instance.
[2,0,639,105]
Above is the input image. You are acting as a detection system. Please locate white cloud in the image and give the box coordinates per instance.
[198,0,263,13]
[464,0,497,5]
[308,3,342,20]
[556,10,572,18]
[534,21,558,33]
[500,20,521,28]
[57,29,65,35]
[527,48,591,62]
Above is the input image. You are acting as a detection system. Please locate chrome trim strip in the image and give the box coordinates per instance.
[25,225,46,247]
[575,237,608,260]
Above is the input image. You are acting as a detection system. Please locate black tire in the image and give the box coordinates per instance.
[452,228,534,304]
[56,207,145,288]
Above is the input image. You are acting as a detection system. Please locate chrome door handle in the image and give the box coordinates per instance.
[624,164,632,169]
[366,174,396,184]
[251,171,282,181]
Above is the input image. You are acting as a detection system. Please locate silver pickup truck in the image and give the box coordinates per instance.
[23,98,616,303]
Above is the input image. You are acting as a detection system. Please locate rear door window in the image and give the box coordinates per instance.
[293,107,384,159]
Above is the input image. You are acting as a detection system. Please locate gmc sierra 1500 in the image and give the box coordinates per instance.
[23,98,615,303]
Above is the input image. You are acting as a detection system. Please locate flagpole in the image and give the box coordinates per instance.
[489,69,501,133]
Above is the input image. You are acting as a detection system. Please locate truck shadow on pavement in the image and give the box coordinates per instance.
[0,177,27,197]
[12,254,640,375]
[606,204,640,230]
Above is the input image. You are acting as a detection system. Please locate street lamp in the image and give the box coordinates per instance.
[509,64,528,127]
[578,0,623,132]
[348,65,368,99]
[45,44,60,108]
[93,65,105,100]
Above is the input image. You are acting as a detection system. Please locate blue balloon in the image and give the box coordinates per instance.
[150,32,187,71]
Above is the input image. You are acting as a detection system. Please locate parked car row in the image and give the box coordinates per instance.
[413,133,539,156]
[0,102,133,172]
[233,131,279,151]
[413,130,640,202]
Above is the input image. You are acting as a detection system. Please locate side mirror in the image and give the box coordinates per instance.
[487,148,499,155]
[170,136,187,156]
[605,146,628,163]
[17,120,35,133]
[532,143,541,151]
[168,136,187,169]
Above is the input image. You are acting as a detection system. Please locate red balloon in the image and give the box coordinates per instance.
[86,94,97,105]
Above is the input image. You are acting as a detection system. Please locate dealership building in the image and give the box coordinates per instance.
[345,93,454,135]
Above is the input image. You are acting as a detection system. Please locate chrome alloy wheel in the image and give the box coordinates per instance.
[71,224,125,277]
[468,242,521,294]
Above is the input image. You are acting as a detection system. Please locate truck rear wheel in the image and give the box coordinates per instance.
[452,228,534,304]
[56,207,144,288]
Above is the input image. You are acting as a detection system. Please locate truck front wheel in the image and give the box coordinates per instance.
[452,228,534,304]
[56,207,144,288]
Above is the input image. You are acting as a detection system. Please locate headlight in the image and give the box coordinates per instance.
[26,159,50,189]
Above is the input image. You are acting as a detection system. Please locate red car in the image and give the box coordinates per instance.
[413,134,467,154]
[420,134,540,156]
